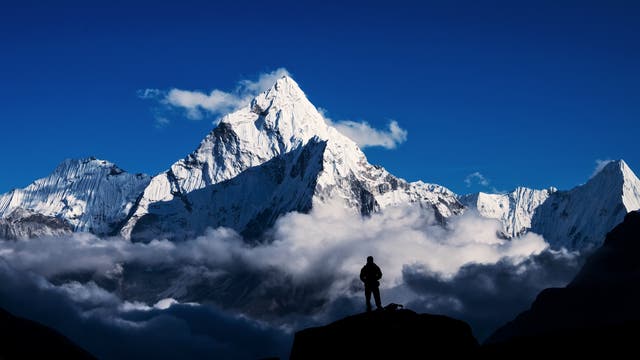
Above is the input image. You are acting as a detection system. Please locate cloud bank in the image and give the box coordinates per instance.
[0,203,582,357]
[0,259,290,360]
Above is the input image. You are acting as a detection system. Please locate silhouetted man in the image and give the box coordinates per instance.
[360,256,383,312]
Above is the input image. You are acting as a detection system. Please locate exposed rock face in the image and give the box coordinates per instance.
[486,211,640,355]
[290,309,478,359]
[0,208,72,240]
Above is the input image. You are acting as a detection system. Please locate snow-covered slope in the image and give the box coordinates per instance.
[122,76,463,240]
[0,158,151,235]
[531,160,640,250]
[461,187,556,237]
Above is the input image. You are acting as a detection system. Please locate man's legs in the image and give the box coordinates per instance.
[365,286,372,312]
[372,286,382,310]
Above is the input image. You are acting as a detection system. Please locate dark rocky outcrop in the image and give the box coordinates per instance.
[0,208,72,240]
[290,309,478,359]
[485,211,640,355]
[0,306,95,359]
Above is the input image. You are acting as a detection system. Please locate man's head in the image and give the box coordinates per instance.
[367,256,374,263]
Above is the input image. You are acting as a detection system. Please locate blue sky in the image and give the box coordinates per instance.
[1,0,638,195]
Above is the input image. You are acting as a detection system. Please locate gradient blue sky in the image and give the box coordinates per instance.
[1,0,638,195]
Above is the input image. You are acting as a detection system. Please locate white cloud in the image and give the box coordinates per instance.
[465,172,490,187]
[137,88,162,99]
[238,68,291,94]
[0,203,547,292]
[147,68,291,121]
[330,119,408,149]
[591,159,614,178]
[319,109,407,149]
[164,89,247,120]
[155,116,170,128]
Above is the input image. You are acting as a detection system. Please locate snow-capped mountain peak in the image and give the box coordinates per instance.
[461,186,556,237]
[121,75,462,240]
[531,159,640,250]
[616,160,640,211]
[0,157,150,235]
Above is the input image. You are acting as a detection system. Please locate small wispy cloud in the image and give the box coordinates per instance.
[464,172,505,194]
[154,116,170,128]
[332,120,407,149]
[138,68,290,123]
[591,159,614,178]
[136,88,162,99]
[319,109,408,149]
[465,172,490,187]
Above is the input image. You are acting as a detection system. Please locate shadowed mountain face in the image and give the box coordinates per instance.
[290,309,478,359]
[485,211,640,355]
[129,138,328,242]
[0,306,95,360]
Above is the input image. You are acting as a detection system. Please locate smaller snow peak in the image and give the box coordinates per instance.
[619,159,637,179]
[56,157,103,172]
[605,160,640,187]
[604,159,623,172]
[590,159,636,184]
[53,157,123,176]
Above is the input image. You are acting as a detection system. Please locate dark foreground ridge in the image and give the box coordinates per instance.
[291,212,640,359]
[0,306,96,360]
[484,210,640,356]
[290,308,478,359]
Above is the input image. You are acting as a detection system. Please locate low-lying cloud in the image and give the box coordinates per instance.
[0,259,290,360]
[0,203,582,357]
[402,249,582,340]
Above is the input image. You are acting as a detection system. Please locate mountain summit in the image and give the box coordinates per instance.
[463,160,640,250]
[531,160,640,250]
[121,76,462,240]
